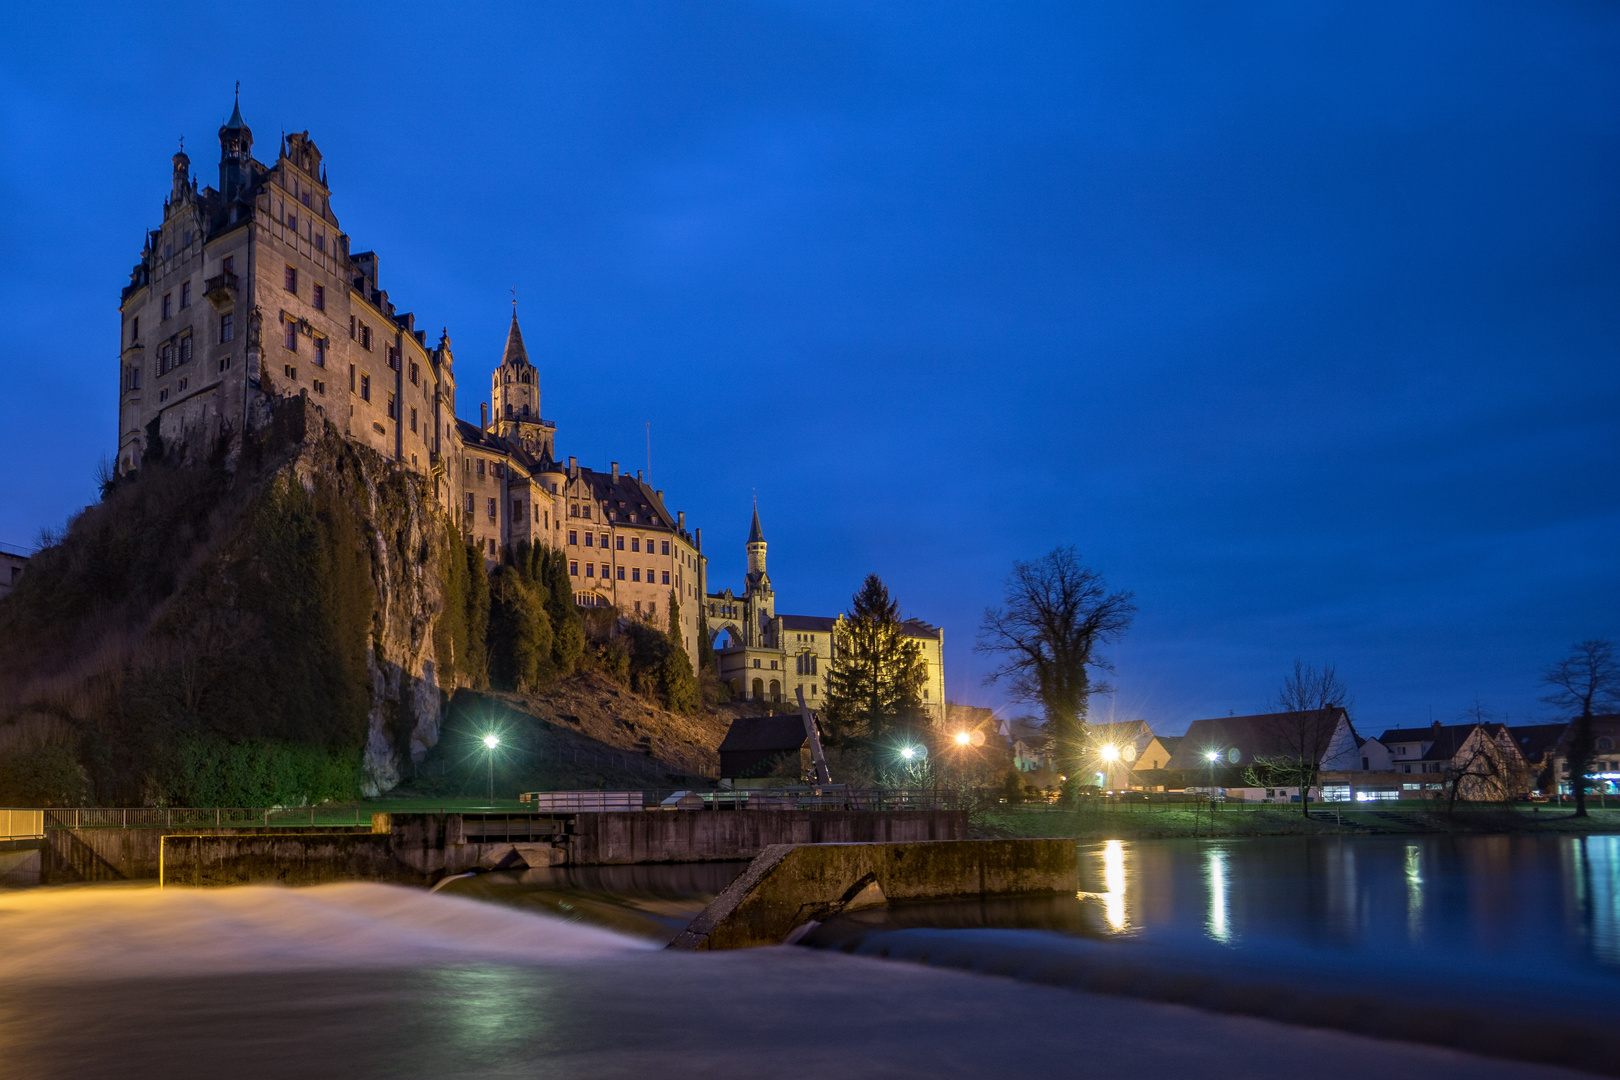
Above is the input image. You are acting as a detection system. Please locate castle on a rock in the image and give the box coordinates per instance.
[115,95,939,706]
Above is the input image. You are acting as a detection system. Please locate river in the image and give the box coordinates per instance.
[0,834,1611,1078]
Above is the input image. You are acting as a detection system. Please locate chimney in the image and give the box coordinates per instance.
[695,527,702,553]
[568,456,577,478]
[611,461,619,481]
[678,511,685,530]
[636,470,643,482]
[480,402,488,430]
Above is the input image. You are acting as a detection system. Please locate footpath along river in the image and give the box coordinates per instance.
[0,834,1612,1078]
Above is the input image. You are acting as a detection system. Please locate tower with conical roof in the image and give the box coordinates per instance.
[489,308,556,459]
[218,89,252,201]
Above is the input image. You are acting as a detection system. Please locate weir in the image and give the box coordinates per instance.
[24,810,968,886]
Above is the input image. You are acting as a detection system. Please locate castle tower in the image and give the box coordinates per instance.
[489,311,557,459]
[218,92,252,201]
[746,503,768,583]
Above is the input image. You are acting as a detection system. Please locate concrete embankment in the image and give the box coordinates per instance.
[671,838,1078,950]
[33,810,967,886]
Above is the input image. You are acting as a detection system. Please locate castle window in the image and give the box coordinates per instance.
[130,317,138,344]
[569,503,578,517]
[585,564,594,578]
[476,459,485,477]
[127,366,140,390]
[387,393,396,420]
[222,256,233,275]
[513,500,522,519]
[158,341,172,373]
[569,561,578,576]
[631,538,640,553]
[584,533,593,548]
[602,564,611,579]
[465,493,475,513]
[218,355,230,372]
[313,284,325,311]
[159,388,168,402]
[284,322,297,351]
[179,332,192,365]
[493,463,504,479]
[581,506,592,521]
[301,188,311,208]
[486,498,496,521]
[615,536,624,551]
[360,324,371,350]
[162,293,172,320]
[180,282,191,308]
[315,231,325,253]
[631,568,641,582]
[287,212,298,233]
[505,403,513,419]
[220,312,233,343]
[661,541,670,556]
[599,533,608,547]
[350,364,356,392]
[284,364,296,379]
[662,570,670,585]
[617,567,626,580]
[349,315,356,340]
[488,539,496,557]
[360,373,370,401]
[410,407,417,433]
[568,531,577,545]
[409,362,419,386]
[284,266,297,294]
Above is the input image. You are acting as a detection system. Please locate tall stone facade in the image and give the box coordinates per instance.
[116,97,705,669]
[704,507,945,720]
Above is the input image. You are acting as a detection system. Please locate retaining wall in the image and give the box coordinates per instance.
[672,838,1078,950]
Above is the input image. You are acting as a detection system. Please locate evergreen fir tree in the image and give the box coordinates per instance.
[462,543,490,687]
[661,592,700,713]
[821,574,926,745]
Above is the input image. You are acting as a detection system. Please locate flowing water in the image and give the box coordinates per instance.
[0,836,1613,1078]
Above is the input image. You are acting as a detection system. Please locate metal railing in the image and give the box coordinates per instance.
[0,809,44,840]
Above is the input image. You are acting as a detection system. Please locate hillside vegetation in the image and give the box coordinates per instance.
[0,399,710,808]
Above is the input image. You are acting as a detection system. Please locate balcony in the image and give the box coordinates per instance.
[204,271,239,311]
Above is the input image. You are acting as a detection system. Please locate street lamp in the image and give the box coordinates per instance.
[1099,744,1121,792]
[1204,749,1219,798]
[483,733,500,804]
[954,731,971,746]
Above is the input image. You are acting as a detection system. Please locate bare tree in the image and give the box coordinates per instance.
[1542,639,1620,818]
[976,547,1135,775]
[1252,660,1351,817]
[1441,702,1526,812]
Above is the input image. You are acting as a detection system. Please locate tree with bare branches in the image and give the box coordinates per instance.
[1249,661,1352,817]
[975,547,1135,775]
[1542,639,1619,818]
[1441,701,1527,811]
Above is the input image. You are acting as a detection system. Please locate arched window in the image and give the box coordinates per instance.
[770,680,781,703]
[752,678,764,701]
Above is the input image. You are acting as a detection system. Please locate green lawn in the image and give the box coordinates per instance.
[973,802,1620,840]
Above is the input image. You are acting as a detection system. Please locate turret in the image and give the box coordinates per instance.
[746,503,768,583]
[218,91,253,201]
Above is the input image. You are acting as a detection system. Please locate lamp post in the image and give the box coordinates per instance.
[1100,744,1121,792]
[483,733,500,805]
[1204,749,1220,800]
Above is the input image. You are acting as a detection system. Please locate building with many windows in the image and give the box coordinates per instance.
[115,97,705,669]
[703,507,945,716]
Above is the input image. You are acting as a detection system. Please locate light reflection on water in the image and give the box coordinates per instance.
[1065,834,1620,982]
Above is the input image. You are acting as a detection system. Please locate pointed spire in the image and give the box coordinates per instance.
[224,82,246,131]
[501,310,530,368]
[748,500,765,545]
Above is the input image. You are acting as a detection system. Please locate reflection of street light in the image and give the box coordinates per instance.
[483,733,500,804]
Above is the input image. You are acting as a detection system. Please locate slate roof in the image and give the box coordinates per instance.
[1509,723,1567,765]
[781,614,837,633]
[901,618,941,641]
[501,313,530,368]
[717,716,807,754]
[1166,709,1350,770]
[748,505,765,544]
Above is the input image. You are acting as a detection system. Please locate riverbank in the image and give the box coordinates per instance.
[973,802,1620,839]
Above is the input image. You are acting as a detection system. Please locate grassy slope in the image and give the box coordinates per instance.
[974,802,1620,840]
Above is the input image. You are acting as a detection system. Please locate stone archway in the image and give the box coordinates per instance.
[752,677,764,701]
[769,679,781,703]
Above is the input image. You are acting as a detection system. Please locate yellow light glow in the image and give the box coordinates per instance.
[1103,839,1128,931]
[954,731,971,746]
[1100,745,1120,762]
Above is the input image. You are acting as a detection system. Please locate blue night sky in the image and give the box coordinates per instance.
[2,3,1616,735]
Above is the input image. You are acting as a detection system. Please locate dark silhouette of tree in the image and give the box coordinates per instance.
[1248,661,1351,817]
[975,547,1135,775]
[822,575,927,746]
[1542,639,1619,818]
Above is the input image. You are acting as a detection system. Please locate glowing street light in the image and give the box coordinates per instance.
[483,733,501,804]
[954,731,972,746]
[899,746,918,761]
[1100,745,1121,762]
